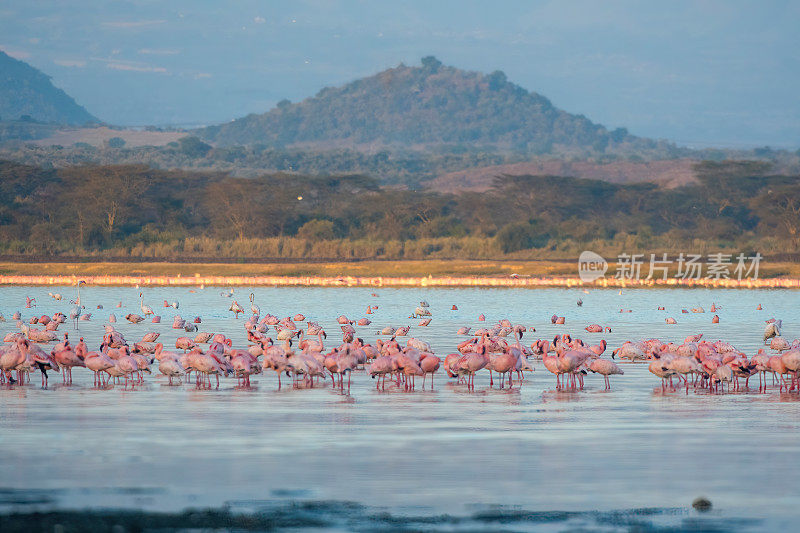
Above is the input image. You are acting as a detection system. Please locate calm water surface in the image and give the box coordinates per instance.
[1,286,798,530]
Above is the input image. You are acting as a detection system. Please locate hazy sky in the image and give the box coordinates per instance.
[1,1,798,147]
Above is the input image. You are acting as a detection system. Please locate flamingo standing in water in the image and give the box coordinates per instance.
[229,300,245,319]
[649,360,676,389]
[419,353,441,389]
[261,339,290,389]
[250,293,260,316]
[69,305,82,330]
[85,350,115,387]
[541,341,568,388]
[588,359,624,389]
[175,337,196,352]
[52,339,85,385]
[158,356,185,385]
[369,356,394,390]
[458,345,489,390]
[139,293,154,317]
[70,280,86,307]
[1,338,31,385]
[490,347,517,388]
[588,340,607,356]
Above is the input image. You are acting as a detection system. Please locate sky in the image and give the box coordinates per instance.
[1,0,799,148]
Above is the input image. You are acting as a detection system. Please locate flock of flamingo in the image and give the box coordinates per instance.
[1,286,798,395]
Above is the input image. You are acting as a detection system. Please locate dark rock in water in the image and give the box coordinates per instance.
[692,497,712,512]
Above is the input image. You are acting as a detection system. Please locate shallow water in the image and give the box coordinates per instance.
[1,286,798,531]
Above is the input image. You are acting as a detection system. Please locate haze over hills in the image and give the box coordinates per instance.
[197,56,673,156]
[0,51,98,125]
[1,53,797,194]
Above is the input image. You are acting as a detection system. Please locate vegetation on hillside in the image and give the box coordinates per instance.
[197,57,677,157]
[0,120,61,143]
[1,159,798,260]
[2,138,798,191]
[0,51,98,125]
[0,141,520,188]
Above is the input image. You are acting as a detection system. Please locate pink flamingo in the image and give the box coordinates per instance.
[588,359,624,389]
[52,341,85,385]
[556,348,593,389]
[369,356,394,390]
[458,345,489,390]
[542,341,568,388]
[588,340,607,356]
[490,347,516,388]
[158,356,185,385]
[1,338,30,385]
[419,353,441,389]
[401,360,424,391]
[175,337,196,352]
[768,356,790,391]
[230,349,258,387]
[85,351,115,387]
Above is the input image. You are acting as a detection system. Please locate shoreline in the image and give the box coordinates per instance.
[0,260,798,288]
[1,274,798,289]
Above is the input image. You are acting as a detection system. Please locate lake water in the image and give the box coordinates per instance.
[1,285,798,531]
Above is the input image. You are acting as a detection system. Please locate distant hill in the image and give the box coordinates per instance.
[197,56,662,155]
[0,51,98,125]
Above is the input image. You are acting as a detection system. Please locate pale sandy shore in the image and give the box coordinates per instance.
[0,273,797,288]
[0,260,797,288]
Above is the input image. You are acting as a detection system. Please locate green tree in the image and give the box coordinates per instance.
[297,219,336,240]
[105,137,126,148]
[178,136,212,157]
[496,221,548,253]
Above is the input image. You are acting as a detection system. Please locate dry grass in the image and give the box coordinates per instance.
[1,259,799,279]
[0,260,569,278]
[31,127,186,148]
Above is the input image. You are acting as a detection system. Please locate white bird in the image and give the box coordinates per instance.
[139,293,154,317]
[276,328,297,341]
[69,305,82,329]
[764,320,782,342]
[250,292,260,316]
[75,280,86,307]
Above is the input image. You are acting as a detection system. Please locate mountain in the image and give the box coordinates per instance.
[197,56,646,154]
[0,50,98,125]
